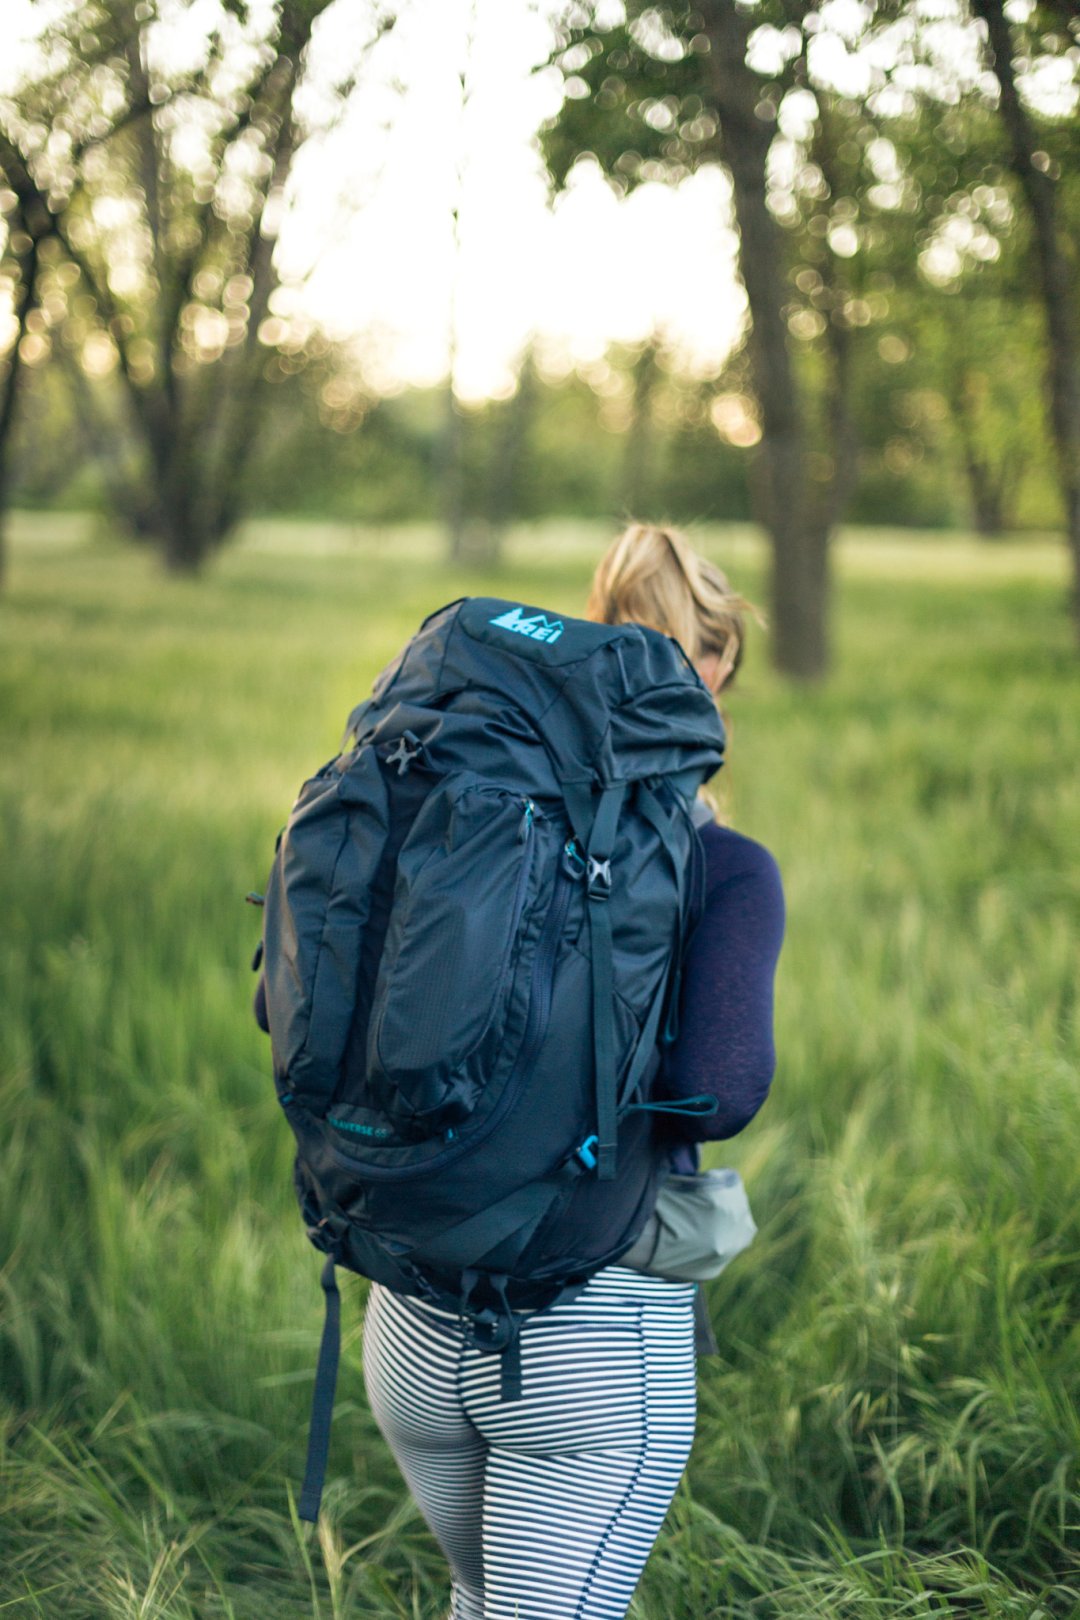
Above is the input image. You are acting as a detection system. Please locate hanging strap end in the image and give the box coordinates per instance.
[297,1255,342,1525]
[499,1335,523,1401]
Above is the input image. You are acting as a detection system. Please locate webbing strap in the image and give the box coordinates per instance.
[636,782,705,1047]
[636,783,693,944]
[409,1179,561,1270]
[588,782,625,867]
[298,1256,341,1523]
[563,781,626,1182]
[456,1268,593,1404]
[615,782,694,1107]
[491,1275,523,1401]
[615,959,671,1115]
[500,1332,523,1400]
[593,899,619,1179]
[693,1284,720,1356]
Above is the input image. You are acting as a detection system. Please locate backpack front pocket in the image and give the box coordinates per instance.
[366,774,541,1132]
[263,746,390,1110]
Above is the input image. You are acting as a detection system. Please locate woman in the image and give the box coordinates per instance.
[360,523,786,1620]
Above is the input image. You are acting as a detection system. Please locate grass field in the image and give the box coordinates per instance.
[2,520,1078,1618]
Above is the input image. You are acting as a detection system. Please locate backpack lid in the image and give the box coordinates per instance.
[348,596,726,791]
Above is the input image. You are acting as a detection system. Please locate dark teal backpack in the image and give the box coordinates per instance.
[253,596,725,1517]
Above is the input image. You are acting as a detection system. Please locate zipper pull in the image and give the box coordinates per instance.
[518,798,535,841]
[563,838,586,878]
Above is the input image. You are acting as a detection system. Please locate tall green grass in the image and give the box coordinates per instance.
[2,524,1078,1617]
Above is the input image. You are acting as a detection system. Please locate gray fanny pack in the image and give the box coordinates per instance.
[620,1167,757,1282]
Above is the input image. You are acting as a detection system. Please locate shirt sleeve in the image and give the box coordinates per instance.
[656,826,786,1146]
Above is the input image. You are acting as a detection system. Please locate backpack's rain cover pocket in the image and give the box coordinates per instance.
[367,774,540,1132]
[264,748,390,1109]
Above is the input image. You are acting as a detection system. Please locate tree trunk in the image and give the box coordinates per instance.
[621,340,661,518]
[699,0,829,678]
[973,0,1080,638]
[0,191,48,591]
[1,11,328,579]
[0,251,36,592]
[160,504,211,574]
[441,384,468,563]
[966,446,1027,538]
[969,458,1006,536]
[485,355,537,557]
[810,88,862,545]
[939,313,1026,539]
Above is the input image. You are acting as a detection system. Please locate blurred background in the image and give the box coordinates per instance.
[2,2,1079,1616]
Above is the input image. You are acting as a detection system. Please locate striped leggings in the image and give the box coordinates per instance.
[362,1265,698,1620]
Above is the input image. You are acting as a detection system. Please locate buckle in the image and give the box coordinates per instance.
[586,856,612,899]
[384,730,424,776]
[310,1210,349,1259]
[575,1134,599,1170]
[460,1303,515,1353]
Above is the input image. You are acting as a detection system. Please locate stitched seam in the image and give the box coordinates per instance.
[434,600,460,693]
[573,1303,649,1619]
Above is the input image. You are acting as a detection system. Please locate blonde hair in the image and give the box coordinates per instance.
[585,521,766,821]
[585,521,764,678]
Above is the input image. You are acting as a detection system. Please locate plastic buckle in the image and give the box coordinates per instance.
[461,1305,513,1352]
[385,730,423,777]
[586,856,612,899]
[312,1211,349,1259]
[575,1134,599,1170]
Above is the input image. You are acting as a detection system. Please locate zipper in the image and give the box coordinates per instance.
[510,799,536,943]
[505,858,573,1099]
[328,846,576,1183]
[494,798,537,1005]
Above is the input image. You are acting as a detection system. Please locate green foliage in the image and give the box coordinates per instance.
[178,357,947,530]
[229,362,751,526]
[0,0,394,567]
[1,524,1079,1615]
[538,4,1078,549]
[540,16,709,195]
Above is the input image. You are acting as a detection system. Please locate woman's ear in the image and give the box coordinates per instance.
[696,643,737,695]
[695,653,721,694]
[716,639,739,691]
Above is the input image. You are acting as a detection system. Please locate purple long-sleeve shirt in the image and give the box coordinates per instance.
[660,819,786,1174]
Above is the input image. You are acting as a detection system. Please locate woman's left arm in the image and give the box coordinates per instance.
[659,828,786,1156]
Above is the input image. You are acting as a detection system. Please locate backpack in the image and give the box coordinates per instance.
[252,595,726,1519]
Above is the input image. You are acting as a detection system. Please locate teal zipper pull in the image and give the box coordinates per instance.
[563,838,586,877]
[518,798,535,841]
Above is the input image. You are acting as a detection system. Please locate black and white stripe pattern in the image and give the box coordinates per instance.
[362,1265,698,1619]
